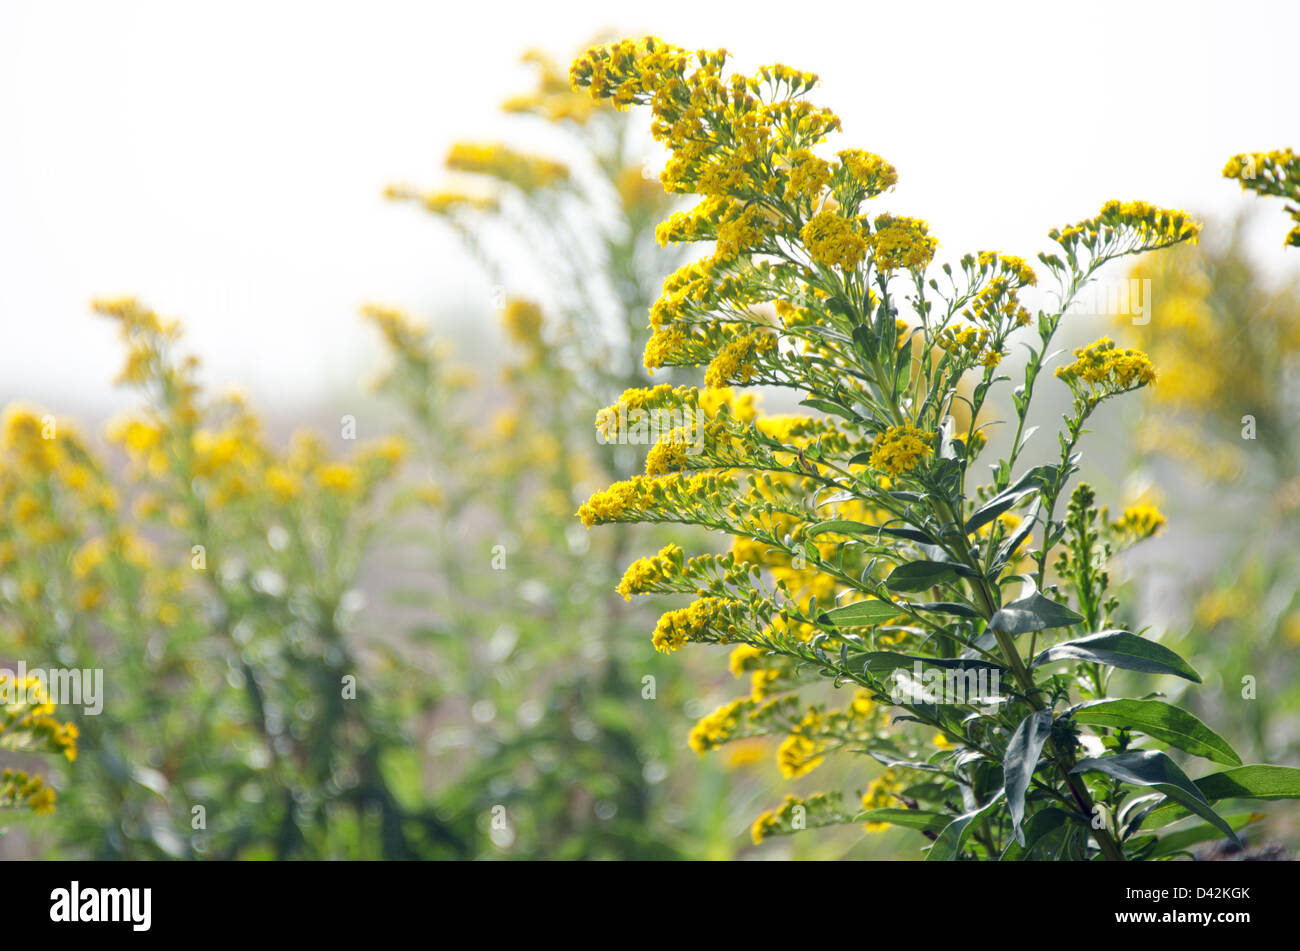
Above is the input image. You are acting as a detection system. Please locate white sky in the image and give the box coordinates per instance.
[2,0,1297,416]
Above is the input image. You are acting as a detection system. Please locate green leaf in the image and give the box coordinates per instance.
[911,601,982,619]
[994,501,1040,566]
[1138,813,1263,859]
[988,592,1083,635]
[806,519,877,536]
[994,463,1058,500]
[799,397,859,422]
[965,485,1036,535]
[926,790,1005,861]
[1031,630,1201,683]
[856,808,950,834]
[1071,751,1240,846]
[1072,699,1241,766]
[873,524,942,545]
[818,599,899,627]
[1003,709,1055,844]
[1140,765,1300,829]
[999,807,1076,860]
[885,561,961,592]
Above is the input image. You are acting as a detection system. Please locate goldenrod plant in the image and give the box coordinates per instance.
[569,38,1300,859]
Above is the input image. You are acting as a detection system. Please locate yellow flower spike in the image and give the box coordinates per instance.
[1111,503,1166,540]
[445,142,569,194]
[315,462,359,495]
[687,697,749,754]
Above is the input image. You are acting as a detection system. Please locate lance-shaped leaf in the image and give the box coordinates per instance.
[1003,709,1055,845]
[806,519,877,537]
[1071,751,1240,846]
[999,807,1077,861]
[988,592,1083,635]
[885,560,962,592]
[925,789,1005,861]
[1031,630,1201,683]
[965,476,1044,535]
[1072,699,1240,766]
[799,396,860,422]
[1137,813,1263,859]
[818,598,900,627]
[994,500,1040,567]
[911,601,982,619]
[1139,765,1300,829]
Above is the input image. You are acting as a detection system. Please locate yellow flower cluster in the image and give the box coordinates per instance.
[644,431,693,476]
[704,330,778,388]
[1051,200,1200,254]
[776,709,827,778]
[838,149,898,197]
[445,142,569,193]
[383,185,500,216]
[801,210,869,270]
[785,148,832,201]
[963,253,1036,329]
[501,298,545,349]
[616,543,684,600]
[1223,149,1300,247]
[501,48,602,124]
[750,794,804,845]
[870,214,937,273]
[0,674,79,762]
[1054,336,1156,394]
[1111,503,1166,539]
[651,596,737,653]
[570,38,839,202]
[576,476,655,527]
[688,697,749,754]
[867,425,934,475]
[728,643,766,677]
[0,768,57,815]
[937,325,1001,367]
[860,767,905,832]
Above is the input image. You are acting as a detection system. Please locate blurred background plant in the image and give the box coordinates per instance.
[1112,160,1300,804]
[0,43,817,860]
[367,44,826,858]
[0,298,445,857]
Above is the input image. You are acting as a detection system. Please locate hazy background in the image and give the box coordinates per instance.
[2,0,1297,420]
